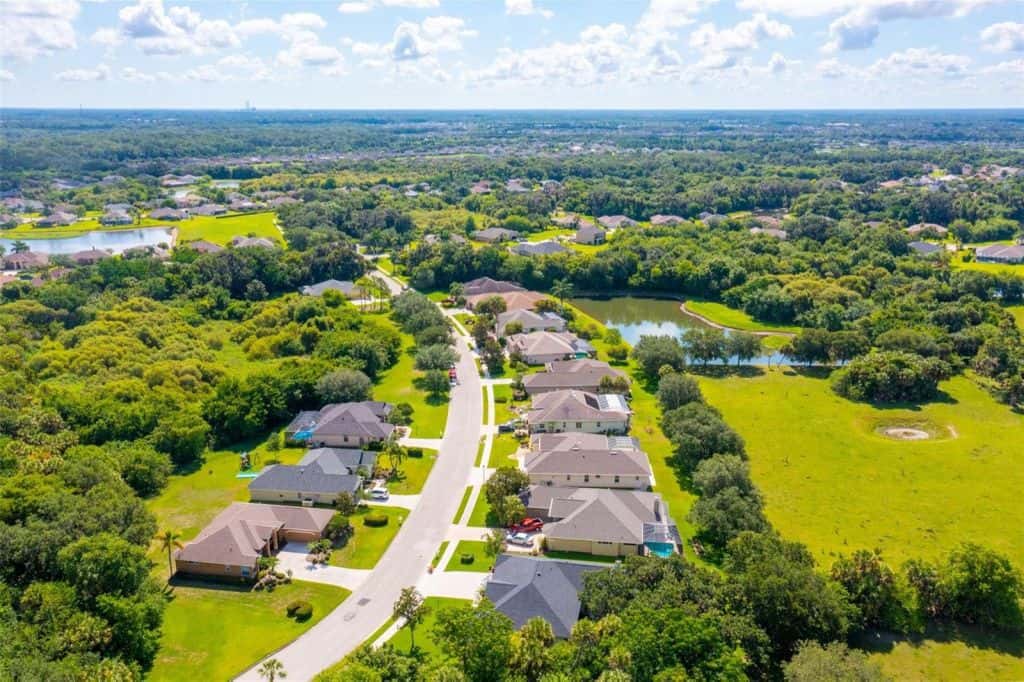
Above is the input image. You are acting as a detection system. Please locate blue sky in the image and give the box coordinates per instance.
[1,0,1022,109]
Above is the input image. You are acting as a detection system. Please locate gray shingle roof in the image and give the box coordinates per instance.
[299,447,378,475]
[485,555,601,637]
[511,241,570,256]
[463,277,525,296]
[525,486,673,545]
[528,390,630,423]
[248,462,362,495]
[524,442,651,478]
[301,279,359,297]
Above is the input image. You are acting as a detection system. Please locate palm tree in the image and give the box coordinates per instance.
[392,587,427,653]
[551,279,574,315]
[155,529,184,579]
[11,240,29,254]
[258,658,286,682]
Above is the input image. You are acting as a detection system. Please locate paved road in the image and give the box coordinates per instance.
[238,269,482,681]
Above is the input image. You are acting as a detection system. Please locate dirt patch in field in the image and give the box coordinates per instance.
[874,420,955,441]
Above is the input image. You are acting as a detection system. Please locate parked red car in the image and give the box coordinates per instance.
[511,518,543,533]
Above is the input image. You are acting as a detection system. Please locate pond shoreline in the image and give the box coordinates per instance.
[571,289,795,337]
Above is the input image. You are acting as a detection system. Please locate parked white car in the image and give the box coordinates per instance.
[369,486,390,501]
[506,532,533,546]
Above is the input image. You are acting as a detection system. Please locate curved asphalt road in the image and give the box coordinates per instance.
[238,268,482,681]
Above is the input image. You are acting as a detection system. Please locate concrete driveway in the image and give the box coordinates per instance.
[239,331,483,681]
[276,543,371,591]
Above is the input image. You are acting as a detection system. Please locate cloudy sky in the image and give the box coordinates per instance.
[1,0,1023,108]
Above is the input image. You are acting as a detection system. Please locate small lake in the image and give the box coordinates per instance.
[571,295,788,366]
[0,226,176,256]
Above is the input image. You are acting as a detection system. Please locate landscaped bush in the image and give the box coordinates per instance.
[287,600,313,621]
[460,553,475,565]
[493,395,508,403]
[407,447,424,458]
[363,513,389,527]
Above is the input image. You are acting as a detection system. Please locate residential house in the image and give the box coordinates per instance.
[100,210,133,226]
[301,279,362,298]
[105,203,132,213]
[285,402,395,447]
[472,227,521,243]
[507,331,594,365]
[122,245,170,261]
[522,359,627,396]
[906,222,949,237]
[469,180,493,195]
[506,178,531,193]
[597,215,637,229]
[527,390,630,434]
[485,555,600,637]
[68,248,111,266]
[574,224,606,245]
[183,239,223,254]
[269,196,299,207]
[174,503,335,580]
[160,174,201,187]
[523,486,679,557]
[650,214,684,225]
[510,241,570,257]
[36,212,77,227]
[700,213,728,225]
[465,290,548,312]
[229,199,262,212]
[248,448,377,506]
[908,241,944,256]
[231,236,276,249]
[463,277,525,297]
[422,233,467,246]
[524,432,652,489]
[190,203,228,216]
[496,309,566,337]
[3,251,49,270]
[150,207,187,221]
[976,243,1024,264]
[552,214,581,228]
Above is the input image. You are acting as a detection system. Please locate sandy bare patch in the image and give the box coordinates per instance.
[882,427,931,441]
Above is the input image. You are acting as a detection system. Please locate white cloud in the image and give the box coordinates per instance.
[868,46,971,78]
[380,0,440,6]
[468,23,630,85]
[56,64,111,82]
[338,2,374,13]
[689,13,793,52]
[823,0,1000,52]
[0,70,14,82]
[981,22,1024,52]
[816,58,858,78]
[120,67,155,82]
[505,0,553,19]
[353,15,476,65]
[767,51,798,73]
[111,0,240,55]
[1,0,79,61]
[983,58,1024,74]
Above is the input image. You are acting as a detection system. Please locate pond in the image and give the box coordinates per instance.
[571,295,787,366]
[0,226,177,256]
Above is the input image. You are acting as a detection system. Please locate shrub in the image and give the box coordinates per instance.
[493,395,508,403]
[363,514,389,527]
[407,447,424,458]
[460,553,475,565]
[832,350,949,403]
[287,600,313,621]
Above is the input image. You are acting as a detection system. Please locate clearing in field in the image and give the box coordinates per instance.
[697,367,1024,567]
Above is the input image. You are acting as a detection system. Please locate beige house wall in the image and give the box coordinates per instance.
[250,488,341,506]
[546,537,641,557]
[175,559,256,580]
[531,419,629,435]
[529,473,648,489]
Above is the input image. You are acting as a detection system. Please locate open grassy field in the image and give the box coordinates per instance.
[369,314,450,439]
[684,299,800,334]
[951,257,1024,277]
[444,540,493,572]
[525,227,574,242]
[175,212,282,245]
[150,580,349,682]
[857,624,1024,681]
[697,367,1024,566]
[330,505,409,569]
[1005,304,1024,330]
[379,448,437,494]
[386,597,469,659]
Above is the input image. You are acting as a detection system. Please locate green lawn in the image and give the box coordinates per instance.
[488,433,521,468]
[369,314,449,439]
[3,216,167,237]
[453,486,473,524]
[684,299,800,334]
[525,227,574,242]
[380,449,437,494]
[859,624,1024,682]
[698,367,1024,566]
[492,384,520,424]
[952,257,1024,277]
[562,303,703,564]
[467,491,496,528]
[432,541,450,567]
[148,444,306,561]
[330,506,409,569]
[444,540,493,572]
[544,550,619,564]
[150,580,349,682]
[386,597,469,659]
[176,212,283,246]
